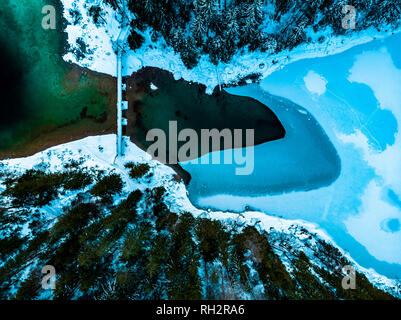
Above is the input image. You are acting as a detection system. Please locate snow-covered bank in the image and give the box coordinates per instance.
[60,0,400,94]
[1,134,399,297]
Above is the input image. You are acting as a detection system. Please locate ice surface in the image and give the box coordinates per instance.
[342,47,401,265]
[181,85,341,197]
[189,34,401,276]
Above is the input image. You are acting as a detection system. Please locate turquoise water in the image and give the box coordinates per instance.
[183,33,401,278]
[181,87,341,198]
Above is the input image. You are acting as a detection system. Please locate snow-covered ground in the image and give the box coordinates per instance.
[1,134,399,296]
[62,0,120,74]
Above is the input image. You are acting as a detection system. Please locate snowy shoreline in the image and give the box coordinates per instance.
[123,26,401,94]
[61,0,400,93]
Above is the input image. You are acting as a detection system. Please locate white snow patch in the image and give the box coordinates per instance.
[304,70,328,95]
[150,82,158,91]
[61,0,121,76]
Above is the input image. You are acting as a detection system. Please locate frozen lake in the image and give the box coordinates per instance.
[181,86,341,197]
[181,33,401,278]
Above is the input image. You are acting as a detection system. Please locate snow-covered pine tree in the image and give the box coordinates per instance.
[191,11,207,43]
[372,0,401,26]
[287,18,308,49]
[224,7,239,41]
[194,0,217,19]
[240,0,264,45]
[168,26,185,52]
[261,34,278,53]
[353,0,375,11]
[208,35,225,65]
[180,37,200,69]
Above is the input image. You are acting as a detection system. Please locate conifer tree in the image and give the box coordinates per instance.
[240,0,264,44]
[191,12,207,43]
[225,7,239,41]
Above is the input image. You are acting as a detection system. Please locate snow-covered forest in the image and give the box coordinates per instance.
[0,136,397,299]
[98,0,401,68]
